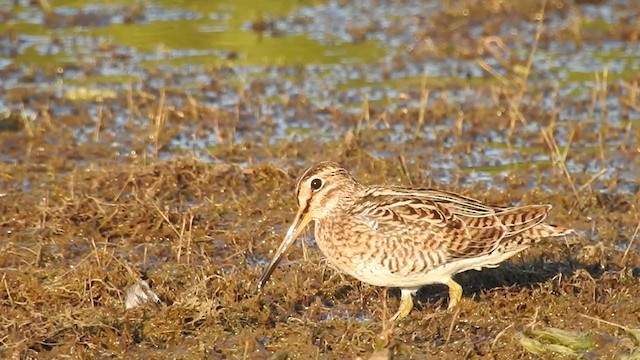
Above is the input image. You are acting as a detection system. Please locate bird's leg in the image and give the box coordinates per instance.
[446,279,463,311]
[391,289,415,321]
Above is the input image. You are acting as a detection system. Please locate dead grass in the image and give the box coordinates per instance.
[0,154,638,358]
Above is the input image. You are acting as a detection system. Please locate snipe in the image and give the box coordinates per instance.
[257,161,572,320]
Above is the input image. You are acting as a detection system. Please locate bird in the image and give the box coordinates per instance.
[257,161,573,321]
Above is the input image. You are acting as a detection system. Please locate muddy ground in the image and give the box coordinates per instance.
[1,0,640,359]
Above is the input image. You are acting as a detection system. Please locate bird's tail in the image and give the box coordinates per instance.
[536,223,575,237]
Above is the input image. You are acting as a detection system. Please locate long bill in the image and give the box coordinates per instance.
[257,207,313,291]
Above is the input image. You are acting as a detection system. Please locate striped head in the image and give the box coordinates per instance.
[257,161,358,290]
[294,161,359,220]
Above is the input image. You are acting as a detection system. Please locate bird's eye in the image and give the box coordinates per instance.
[310,178,323,191]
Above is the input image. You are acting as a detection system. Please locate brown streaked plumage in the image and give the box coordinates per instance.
[257,161,573,320]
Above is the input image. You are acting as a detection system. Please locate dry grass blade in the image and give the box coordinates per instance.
[541,128,581,206]
[150,200,181,238]
[477,60,509,85]
[354,93,370,137]
[445,308,460,343]
[397,155,413,186]
[94,104,103,143]
[413,67,430,139]
[509,0,546,136]
[154,88,167,158]
[20,103,34,138]
[577,167,608,193]
[517,0,547,92]
[2,273,14,306]
[622,221,640,265]
[492,323,515,347]
[580,314,640,346]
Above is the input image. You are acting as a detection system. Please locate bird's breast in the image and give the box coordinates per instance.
[312,217,441,287]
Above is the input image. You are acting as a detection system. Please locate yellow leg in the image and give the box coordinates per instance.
[447,279,463,311]
[391,289,415,321]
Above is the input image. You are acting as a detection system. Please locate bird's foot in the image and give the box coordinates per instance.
[390,289,415,321]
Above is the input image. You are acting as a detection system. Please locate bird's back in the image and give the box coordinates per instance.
[342,186,572,274]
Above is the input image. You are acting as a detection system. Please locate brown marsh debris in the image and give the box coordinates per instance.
[0,157,638,358]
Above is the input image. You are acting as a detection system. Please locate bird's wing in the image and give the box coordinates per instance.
[351,187,551,260]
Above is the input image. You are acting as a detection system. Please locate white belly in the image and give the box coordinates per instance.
[336,247,527,289]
